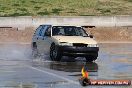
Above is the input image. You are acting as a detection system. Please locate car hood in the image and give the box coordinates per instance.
[52,36,97,44]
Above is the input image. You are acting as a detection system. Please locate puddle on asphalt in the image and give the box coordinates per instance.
[0,43,132,88]
[32,61,98,73]
[98,43,132,81]
[112,58,132,64]
[0,81,36,88]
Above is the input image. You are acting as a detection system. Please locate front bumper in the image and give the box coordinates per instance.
[57,46,99,57]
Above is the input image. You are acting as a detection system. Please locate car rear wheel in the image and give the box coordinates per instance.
[85,55,97,62]
[50,44,62,61]
[32,42,38,58]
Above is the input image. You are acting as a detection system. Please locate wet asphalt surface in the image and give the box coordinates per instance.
[0,43,132,88]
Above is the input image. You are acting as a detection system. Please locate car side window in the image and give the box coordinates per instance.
[35,26,41,35]
[35,26,43,36]
[44,26,51,36]
[41,25,47,37]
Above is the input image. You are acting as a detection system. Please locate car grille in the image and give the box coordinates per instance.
[73,43,87,47]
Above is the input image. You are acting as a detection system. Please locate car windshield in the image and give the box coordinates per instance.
[52,26,88,36]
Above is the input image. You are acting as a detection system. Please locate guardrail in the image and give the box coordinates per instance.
[0,16,132,30]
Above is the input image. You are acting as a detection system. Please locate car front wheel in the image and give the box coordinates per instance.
[50,44,62,61]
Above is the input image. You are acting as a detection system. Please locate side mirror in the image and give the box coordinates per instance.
[89,35,93,38]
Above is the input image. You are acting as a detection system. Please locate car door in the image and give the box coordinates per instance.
[36,25,46,54]
[37,25,52,55]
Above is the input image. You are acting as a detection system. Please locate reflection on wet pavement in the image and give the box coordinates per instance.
[98,43,132,81]
[0,43,132,88]
[32,61,98,73]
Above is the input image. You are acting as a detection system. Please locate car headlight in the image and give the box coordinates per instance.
[59,42,73,46]
[87,44,98,47]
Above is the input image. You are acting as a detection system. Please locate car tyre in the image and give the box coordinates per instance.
[85,55,97,62]
[50,44,62,61]
[32,42,38,58]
